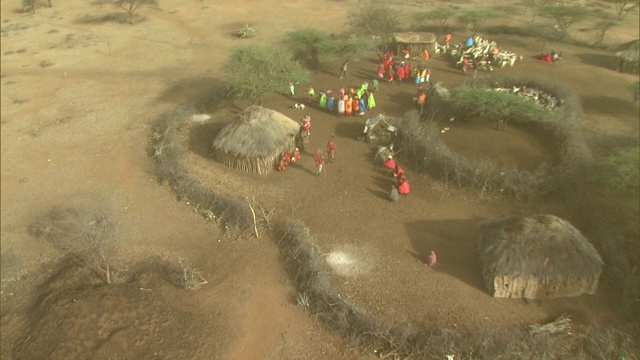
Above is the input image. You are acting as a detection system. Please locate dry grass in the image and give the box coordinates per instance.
[278,220,640,359]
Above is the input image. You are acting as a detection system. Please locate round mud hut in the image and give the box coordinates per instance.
[213,106,300,174]
[478,214,603,299]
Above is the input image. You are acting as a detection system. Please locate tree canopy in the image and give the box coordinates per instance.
[456,9,502,36]
[284,28,373,68]
[538,4,589,31]
[223,45,308,103]
[349,0,401,51]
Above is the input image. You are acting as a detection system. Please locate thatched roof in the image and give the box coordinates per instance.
[213,106,300,157]
[478,214,603,279]
[394,32,436,44]
[614,39,640,61]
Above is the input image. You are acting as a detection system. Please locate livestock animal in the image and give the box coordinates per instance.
[294,103,306,110]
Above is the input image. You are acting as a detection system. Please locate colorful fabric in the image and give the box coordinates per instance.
[319,93,327,108]
[337,99,345,114]
[367,92,376,109]
[327,97,335,112]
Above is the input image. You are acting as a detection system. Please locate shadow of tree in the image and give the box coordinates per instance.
[156,77,228,111]
[404,217,488,292]
[74,12,144,25]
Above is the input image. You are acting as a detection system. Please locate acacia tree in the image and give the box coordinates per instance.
[22,0,52,14]
[538,4,589,31]
[93,0,158,24]
[612,0,640,20]
[520,0,558,23]
[456,9,502,37]
[349,0,401,52]
[284,28,372,68]
[592,19,618,48]
[223,44,308,105]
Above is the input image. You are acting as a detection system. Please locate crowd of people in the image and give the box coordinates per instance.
[384,155,411,201]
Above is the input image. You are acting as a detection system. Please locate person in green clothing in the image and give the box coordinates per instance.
[289,82,295,96]
[319,91,327,108]
[308,86,316,99]
[367,91,376,110]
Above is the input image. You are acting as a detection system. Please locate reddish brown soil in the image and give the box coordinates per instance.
[1,0,638,359]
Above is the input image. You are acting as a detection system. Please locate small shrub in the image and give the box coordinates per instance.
[237,24,255,39]
[602,147,640,196]
[296,292,310,309]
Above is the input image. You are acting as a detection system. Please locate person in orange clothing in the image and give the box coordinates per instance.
[444,33,452,45]
[345,96,353,116]
[352,96,360,114]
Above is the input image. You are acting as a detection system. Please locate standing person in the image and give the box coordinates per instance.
[417,90,427,115]
[292,147,301,162]
[404,62,411,82]
[302,114,311,135]
[367,91,376,110]
[278,156,287,171]
[358,96,367,116]
[327,95,335,112]
[384,155,396,171]
[353,96,360,115]
[414,68,421,85]
[289,82,295,96]
[339,60,349,79]
[397,65,406,82]
[319,91,327,109]
[326,135,336,163]
[345,95,353,116]
[462,57,469,74]
[389,185,400,202]
[387,68,395,83]
[308,86,316,99]
[425,68,431,83]
[314,149,324,176]
[445,33,452,46]
[377,63,385,79]
[397,177,411,195]
[339,86,345,99]
[420,68,427,83]
[337,96,345,117]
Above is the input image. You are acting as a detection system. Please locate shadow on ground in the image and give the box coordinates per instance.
[405,217,489,292]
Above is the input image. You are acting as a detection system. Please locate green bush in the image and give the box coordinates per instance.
[237,24,255,39]
[603,147,640,196]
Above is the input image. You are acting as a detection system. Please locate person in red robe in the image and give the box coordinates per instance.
[394,164,405,181]
[384,156,396,171]
[397,65,406,81]
[292,148,300,162]
[326,136,336,163]
[278,156,287,171]
[313,149,324,176]
[284,152,292,165]
[398,177,410,195]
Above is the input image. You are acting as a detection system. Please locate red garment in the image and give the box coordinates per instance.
[314,152,324,166]
[394,166,405,179]
[397,66,406,80]
[292,149,301,162]
[353,98,360,113]
[345,99,353,115]
[284,152,292,165]
[327,140,336,159]
[278,159,287,171]
[445,34,452,44]
[302,119,311,134]
[398,179,410,195]
[384,158,396,170]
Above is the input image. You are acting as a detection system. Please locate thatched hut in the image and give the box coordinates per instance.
[478,214,603,299]
[213,106,300,174]
[393,32,436,59]
[614,39,639,74]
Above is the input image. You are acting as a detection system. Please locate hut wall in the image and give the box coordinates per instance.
[490,274,600,299]
[396,43,436,60]
[215,137,297,175]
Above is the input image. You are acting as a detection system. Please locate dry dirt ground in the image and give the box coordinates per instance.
[1,0,639,359]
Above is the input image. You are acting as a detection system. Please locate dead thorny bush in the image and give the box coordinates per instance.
[149,105,267,235]
[279,220,639,359]
[28,206,120,284]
